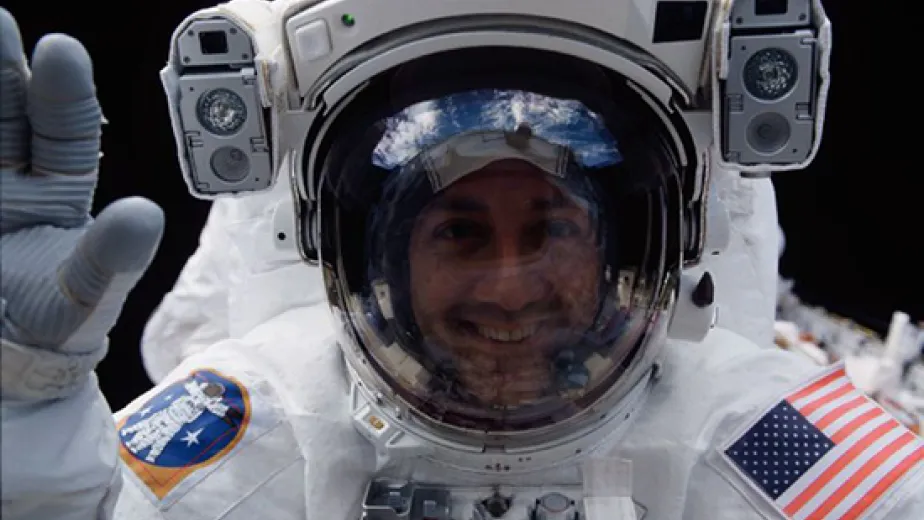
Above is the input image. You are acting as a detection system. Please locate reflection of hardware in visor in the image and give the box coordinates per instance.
[418,126,572,192]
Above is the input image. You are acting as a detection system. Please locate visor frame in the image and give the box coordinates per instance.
[298,46,697,465]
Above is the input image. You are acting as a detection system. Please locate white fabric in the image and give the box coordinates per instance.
[688,168,782,348]
[139,200,241,383]
[1,373,122,520]
[140,173,295,383]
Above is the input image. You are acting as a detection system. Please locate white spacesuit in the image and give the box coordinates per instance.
[3,2,924,520]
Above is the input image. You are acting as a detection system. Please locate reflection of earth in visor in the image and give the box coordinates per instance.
[372,89,624,174]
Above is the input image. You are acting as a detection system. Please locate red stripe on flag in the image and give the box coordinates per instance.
[804,432,916,520]
[782,420,898,516]
[786,368,846,404]
[830,408,884,445]
[814,395,867,431]
[796,382,854,417]
[840,443,924,520]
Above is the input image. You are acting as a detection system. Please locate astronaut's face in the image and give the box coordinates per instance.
[409,160,601,406]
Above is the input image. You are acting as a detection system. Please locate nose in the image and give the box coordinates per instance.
[469,233,550,312]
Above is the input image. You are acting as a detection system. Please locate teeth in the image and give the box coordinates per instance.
[475,324,538,342]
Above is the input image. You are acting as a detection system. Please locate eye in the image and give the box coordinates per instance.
[433,220,489,241]
[545,219,582,238]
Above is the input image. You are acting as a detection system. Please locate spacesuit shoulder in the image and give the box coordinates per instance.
[642,327,924,519]
[111,308,339,519]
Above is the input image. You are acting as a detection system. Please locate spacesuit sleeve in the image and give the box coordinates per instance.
[140,199,242,383]
[140,170,297,384]
[1,374,127,520]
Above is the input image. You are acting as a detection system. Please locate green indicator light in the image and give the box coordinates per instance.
[341,14,356,27]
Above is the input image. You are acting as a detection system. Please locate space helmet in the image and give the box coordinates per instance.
[313,50,687,445]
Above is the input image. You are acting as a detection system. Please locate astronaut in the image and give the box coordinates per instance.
[3,1,924,520]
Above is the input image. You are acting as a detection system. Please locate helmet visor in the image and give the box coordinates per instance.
[316,60,682,435]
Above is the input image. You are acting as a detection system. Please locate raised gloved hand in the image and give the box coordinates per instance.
[0,8,164,402]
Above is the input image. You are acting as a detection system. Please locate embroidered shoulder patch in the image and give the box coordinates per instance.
[719,363,924,519]
[116,369,252,502]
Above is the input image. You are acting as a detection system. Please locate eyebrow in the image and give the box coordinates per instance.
[429,192,574,213]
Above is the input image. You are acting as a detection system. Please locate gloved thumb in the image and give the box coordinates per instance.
[58,196,164,353]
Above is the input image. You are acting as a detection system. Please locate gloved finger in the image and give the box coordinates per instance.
[27,33,102,176]
[0,8,30,170]
[0,173,98,233]
[56,197,164,354]
[1,34,103,232]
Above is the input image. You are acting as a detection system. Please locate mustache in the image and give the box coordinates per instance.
[448,299,563,323]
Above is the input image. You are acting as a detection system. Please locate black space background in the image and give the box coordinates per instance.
[6,1,920,411]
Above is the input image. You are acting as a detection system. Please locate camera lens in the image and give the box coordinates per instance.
[755,0,788,16]
[199,30,229,55]
[196,88,247,136]
[210,146,250,183]
[743,48,798,101]
[747,112,791,155]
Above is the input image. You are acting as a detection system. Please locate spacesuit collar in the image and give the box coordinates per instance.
[227,261,326,338]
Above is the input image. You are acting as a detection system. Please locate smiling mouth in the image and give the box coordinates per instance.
[458,321,541,343]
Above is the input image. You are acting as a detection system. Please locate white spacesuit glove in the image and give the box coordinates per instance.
[0,8,164,403]
[1,10,164,518]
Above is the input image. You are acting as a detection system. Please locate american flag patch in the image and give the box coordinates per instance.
[722,363,924,519]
